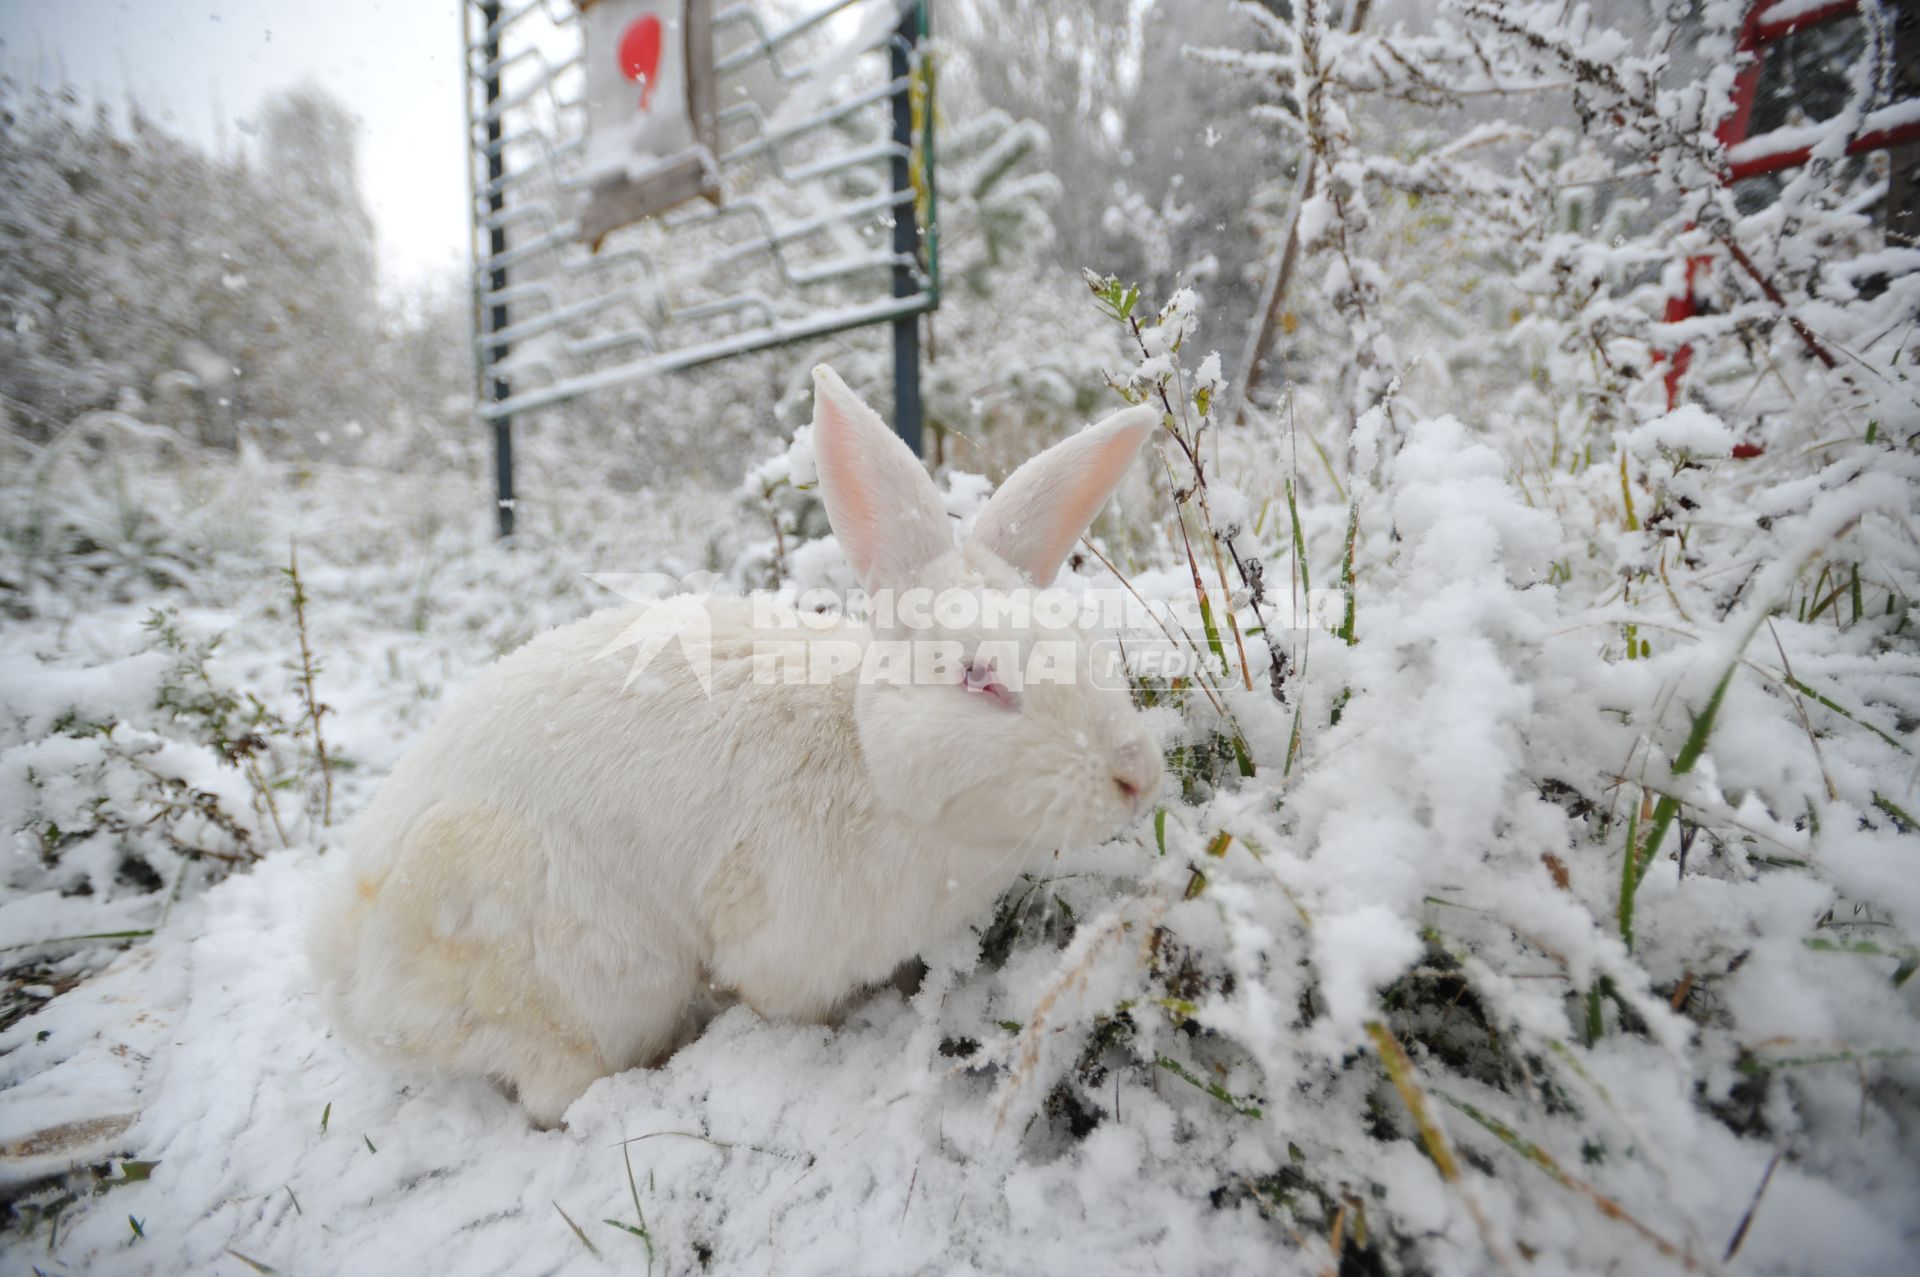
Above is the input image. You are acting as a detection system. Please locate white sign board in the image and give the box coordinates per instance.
[579,0,721,247]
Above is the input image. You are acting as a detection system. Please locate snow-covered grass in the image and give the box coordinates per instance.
[3,269,1917,1273]
[7,0,1917,1266]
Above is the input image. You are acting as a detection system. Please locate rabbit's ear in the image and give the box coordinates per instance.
[810,364,954,595]
[966,404,1159,586]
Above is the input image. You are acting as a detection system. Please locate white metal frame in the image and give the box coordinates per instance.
[461,0,935,419]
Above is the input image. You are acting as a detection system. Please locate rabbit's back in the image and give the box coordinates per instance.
[307,598,896,1121]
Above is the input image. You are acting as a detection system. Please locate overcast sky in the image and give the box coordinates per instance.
[0,0,471,297]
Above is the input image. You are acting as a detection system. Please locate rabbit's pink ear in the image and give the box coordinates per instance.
[810,365,954,595]
[966,404,1160,585]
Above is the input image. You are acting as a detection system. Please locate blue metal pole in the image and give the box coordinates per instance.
[481,1,515,537]
[888,2,923,456]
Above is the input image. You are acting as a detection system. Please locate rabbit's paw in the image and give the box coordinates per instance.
[511,1052,608,1130]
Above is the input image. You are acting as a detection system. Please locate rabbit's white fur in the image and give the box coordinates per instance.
[308,366,1163,1125]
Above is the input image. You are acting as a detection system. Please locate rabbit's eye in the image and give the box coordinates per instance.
[961,658,1016,709]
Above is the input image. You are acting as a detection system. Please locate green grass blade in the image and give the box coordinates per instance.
[1778,674,1909,754]
[1621,660,1737,953]
[1154,1056,1262,1118]
[1197,591,1229,675]
[1736,1046,1912,1073]
[1285,478,1312,600]
[1337,500,1358,646]
[1872,792,1915,833]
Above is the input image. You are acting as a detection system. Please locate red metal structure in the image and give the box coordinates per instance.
[1661,0,1920,407]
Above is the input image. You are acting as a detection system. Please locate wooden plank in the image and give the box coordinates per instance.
[579,150,721,249]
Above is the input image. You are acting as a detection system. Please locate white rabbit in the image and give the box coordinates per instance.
[307,366,1164,1126]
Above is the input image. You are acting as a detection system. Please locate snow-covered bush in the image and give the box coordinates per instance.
[0,414,275,617]
[0,608,317,1028]
[941,264,1920,1271]
[856,0,1915,1263]
[0,80,393,454]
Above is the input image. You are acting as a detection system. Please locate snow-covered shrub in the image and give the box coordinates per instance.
[728,423,829,591]
[0,414,279,618]
[924,266,1920,1272]
[958,5,1920,1265]
[0,80,390,454]
[0,609,317,1027]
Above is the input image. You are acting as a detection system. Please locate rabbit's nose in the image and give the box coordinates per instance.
[1111,736,1162,814]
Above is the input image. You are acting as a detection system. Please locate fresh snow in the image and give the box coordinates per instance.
[4,404,1915,1273]
[6,0,1920,1271]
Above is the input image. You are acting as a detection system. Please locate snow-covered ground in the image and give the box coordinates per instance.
[4,851,1286,1275]
[4,356,1917,1274]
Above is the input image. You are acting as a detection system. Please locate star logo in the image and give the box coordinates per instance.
[586,571,723,698]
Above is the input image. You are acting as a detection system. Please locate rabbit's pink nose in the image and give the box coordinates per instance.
[1111,738,1161,814]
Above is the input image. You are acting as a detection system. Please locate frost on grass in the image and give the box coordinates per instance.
[5,1,1920,1271]
[6,311,1915,1271]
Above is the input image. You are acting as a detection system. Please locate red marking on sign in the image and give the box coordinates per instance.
[619,15,664,112]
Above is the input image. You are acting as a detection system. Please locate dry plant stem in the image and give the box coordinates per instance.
[1185,484,1257,693]
[243,755,291,849]
[1237,163,1317,418]
[1076,535,1229,718]
[994,897,1166,1133]
[288,541,334,827]
[1421,894,1576,969]
[1129,317,1256,692]
[1222,535,1282,690]
[1226,829,1315,926]
[1286,389,1311,655]
[1714,234,1838,371]
[1541,1041,1701,1244]
[120,752,261,862]
[1158,450,1232,676]
[1602,775,1803,854]
[1657,547,1696,625]
[1440,1093,1701,1270]
[1236,0,1373,416]
[765,483,788,581]
[1766,619,1838,800]
[1197,490,1256,692]
[1365,1021,1519,1274]
[1233,1173,1338,1274]
[1722,1149,1783,1262]
[552,1200,599,1257]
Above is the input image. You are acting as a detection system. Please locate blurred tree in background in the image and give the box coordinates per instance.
[0,80,442,458]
